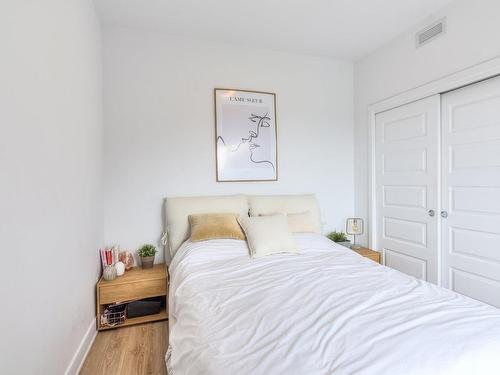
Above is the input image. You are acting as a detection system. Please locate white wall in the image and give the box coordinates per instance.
[103,27,354,263]
[0,1,102,374]
[354,0,500,246]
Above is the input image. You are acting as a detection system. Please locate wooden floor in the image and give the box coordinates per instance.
[80,321,168,375]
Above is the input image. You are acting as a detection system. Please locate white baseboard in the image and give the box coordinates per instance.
[64,318,97,375]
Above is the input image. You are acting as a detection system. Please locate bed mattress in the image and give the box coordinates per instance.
[166,234,500,375]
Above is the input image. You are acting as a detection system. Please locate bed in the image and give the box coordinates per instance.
[164,194,500,375]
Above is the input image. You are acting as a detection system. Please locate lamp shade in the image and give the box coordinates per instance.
[346,218,363,235]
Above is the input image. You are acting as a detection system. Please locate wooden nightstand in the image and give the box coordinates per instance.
[96,263,168,331]
[353,247,381,264]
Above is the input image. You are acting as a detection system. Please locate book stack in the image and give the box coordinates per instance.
[99,246,119,270]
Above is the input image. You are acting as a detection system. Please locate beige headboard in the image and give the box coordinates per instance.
[165,194,322,258]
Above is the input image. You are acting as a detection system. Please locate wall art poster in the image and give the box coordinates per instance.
[214,88,277,181]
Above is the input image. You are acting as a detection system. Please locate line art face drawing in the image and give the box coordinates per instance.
[215,89,277,181]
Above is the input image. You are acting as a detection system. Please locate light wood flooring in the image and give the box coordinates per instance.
[80,321,168,375]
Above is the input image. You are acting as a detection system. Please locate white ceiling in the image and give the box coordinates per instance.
[95,0,453,61]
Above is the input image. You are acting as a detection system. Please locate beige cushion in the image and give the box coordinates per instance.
[259,211,316,233]
[238,214,299,258]
[188,213,245,242]
[248,194,322,233]
[286,211,316,233]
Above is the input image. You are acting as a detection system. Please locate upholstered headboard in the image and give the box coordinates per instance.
[164,194,322,258]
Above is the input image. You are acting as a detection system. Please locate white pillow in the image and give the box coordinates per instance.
[237,214,300,258]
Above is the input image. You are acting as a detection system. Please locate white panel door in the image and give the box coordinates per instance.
[375,95,440,283]
[441,76,500,308]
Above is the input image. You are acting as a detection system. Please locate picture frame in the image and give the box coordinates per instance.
[214,88,278,182]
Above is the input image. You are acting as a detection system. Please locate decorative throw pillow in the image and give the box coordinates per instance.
[259,211,316,233]
[188,213,246,242]
[286,211,316,233]
[237,214,300,258]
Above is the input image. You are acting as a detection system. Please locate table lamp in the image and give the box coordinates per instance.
[346,218,364,250]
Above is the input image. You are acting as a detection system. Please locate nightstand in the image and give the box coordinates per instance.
[353,247,381,264]
[96,263,168,331]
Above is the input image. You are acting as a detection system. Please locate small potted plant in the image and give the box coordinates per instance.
[326,231,351,248]
[137,244,157,269]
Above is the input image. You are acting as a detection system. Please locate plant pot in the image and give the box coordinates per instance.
[103,265,117,281]
[336,241,351,249]
[141,255,155,269]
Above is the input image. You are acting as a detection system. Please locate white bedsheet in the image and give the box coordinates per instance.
[166,234,500,375]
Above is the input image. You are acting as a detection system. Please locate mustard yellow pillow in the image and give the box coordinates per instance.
[188,213,246,242]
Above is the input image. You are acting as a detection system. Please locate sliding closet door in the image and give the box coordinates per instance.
[441,77,500,308]
[375,95,440,283]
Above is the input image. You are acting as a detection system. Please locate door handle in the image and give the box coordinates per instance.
[428,209,435,217]
[441,210,448,218]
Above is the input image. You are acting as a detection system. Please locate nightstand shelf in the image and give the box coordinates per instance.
[96,263,168,331]
[353,247,381,264]
[97,307,168,331]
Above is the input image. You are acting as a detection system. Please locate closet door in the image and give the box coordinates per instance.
[375,95,440,283]
[441,77,500,308]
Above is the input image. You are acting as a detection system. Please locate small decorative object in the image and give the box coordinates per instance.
[115,261,125,276]
[118,251,135,270]
[326,230,351,248]
[214,88,278,182]
[346,218,364,250]
[103,264,117,281]
[137,244,157,269]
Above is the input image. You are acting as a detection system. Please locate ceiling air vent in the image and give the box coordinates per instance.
[416,18,446,48]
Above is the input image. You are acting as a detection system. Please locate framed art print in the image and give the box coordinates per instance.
[214,88,278,182]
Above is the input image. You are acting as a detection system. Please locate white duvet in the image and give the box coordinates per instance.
[166,234,500,375]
